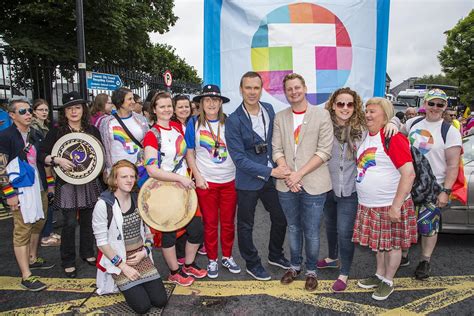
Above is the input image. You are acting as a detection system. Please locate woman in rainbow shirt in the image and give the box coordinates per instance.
[142,92,206,287]
[352,98,417,301]
[185,84,240,279]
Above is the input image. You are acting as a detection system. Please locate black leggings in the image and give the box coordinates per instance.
[161,216,203,248]
[121,278,167,314]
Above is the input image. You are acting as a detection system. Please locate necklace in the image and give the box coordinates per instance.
[68,124,83,133]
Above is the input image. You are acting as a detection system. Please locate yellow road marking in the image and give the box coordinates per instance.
[2,275,473,315]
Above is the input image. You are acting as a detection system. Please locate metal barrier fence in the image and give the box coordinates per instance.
[0,60,201,109]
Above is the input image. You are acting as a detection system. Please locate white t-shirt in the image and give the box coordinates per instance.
[292,111,305,154]
[356,132,412,207]
[107,115,145,165]
[185,119,235,183]
[248,107,272,168]
[406,117,462,184]
[143,124,188,176]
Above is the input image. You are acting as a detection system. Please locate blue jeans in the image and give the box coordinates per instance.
[323,190,358,276]
[278,189,326,273]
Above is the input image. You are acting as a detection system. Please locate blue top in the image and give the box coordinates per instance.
[0,109,12,131]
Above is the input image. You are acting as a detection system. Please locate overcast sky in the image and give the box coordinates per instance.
[150,0,472,88]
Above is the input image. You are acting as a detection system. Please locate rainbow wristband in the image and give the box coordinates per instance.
[46,176,55,188]
[144,158,158,166]
[3,184,17,199]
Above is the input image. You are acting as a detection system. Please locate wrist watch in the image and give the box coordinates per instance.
[441,187,452,195]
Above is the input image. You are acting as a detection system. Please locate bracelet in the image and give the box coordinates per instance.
[144,239,153,256]
[111,255,122,267]
[50,156,57,167]
[3,184,18,199]
[46,176,55,188]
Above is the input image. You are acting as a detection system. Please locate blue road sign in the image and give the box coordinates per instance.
[87,72,122,91]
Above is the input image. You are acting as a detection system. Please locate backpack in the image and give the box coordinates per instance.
[384,136,441,205]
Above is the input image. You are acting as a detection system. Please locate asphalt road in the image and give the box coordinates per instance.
[0,202,473,315]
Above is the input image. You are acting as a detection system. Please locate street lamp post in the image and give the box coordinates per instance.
[76,0,87,100]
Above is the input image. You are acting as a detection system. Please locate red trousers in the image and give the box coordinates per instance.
[196,180,237,260]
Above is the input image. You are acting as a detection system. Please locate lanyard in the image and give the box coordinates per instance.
[243,103,267,142]
[205,119,221,147]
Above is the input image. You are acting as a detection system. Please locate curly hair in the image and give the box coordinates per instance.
[325,87,366,136]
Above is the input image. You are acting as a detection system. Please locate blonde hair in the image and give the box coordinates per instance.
[365,97,394,124]
[283,73,306,89]
[107,160,138,192]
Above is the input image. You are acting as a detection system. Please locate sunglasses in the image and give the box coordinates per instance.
[427,101,446,108]
[335,101,354,109]
[18,108,33,115]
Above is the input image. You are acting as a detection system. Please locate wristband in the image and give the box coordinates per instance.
[111,255,122,267]
[144,158,158,166]
[3,184,18,199]
[50,156,57,167]
[46,176,55,188]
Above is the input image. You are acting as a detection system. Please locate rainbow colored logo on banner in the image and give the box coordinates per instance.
[251,3,352,105]
[204,0,390,113]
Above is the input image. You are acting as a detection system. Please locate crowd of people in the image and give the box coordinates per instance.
[0,71,464,312]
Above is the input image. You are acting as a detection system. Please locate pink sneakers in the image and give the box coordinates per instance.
[168,270,194,287]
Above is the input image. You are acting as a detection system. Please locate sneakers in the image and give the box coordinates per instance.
[400,256,410,267]
[415,260,431,280]
[268,257,291,270]
[20,276,47,292]
[357,275,382,289]
[177,257,185,266]
[207,260,219,279]
[316,258,339,269]
[29,257,55,270]
[41,236,60,247]
[222,257,241,274]
[182,263,207,279]
[246,265,271,281]
[372,281,394,300]
[197,245,207,256]
[168,270,194,287]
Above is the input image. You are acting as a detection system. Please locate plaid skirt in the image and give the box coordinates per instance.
[352,198,417,251]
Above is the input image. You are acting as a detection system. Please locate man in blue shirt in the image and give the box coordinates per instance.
[225,71,290,281]
[0,105,12,131]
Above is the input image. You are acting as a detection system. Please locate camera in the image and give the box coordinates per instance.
[254,143,268,155]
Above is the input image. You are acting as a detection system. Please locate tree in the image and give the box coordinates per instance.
[438,10,474,105]
[0,0,200,98]
[414,74,457,87]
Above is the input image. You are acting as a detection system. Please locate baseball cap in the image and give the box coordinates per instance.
[424,89,448,102]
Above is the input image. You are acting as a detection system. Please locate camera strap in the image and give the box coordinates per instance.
[243,103,267,143]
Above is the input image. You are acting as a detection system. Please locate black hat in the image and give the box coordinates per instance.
[192,84,230,104]
[61,91,87,109]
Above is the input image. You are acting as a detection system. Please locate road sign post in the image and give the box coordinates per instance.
[86,72,123,91]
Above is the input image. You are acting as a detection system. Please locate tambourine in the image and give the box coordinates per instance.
[51,132,105,185]
[138,178,197,232]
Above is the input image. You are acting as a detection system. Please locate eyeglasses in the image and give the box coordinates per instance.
[18,108,33,115]
[335,101,354,109]
[427,101,446,108]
